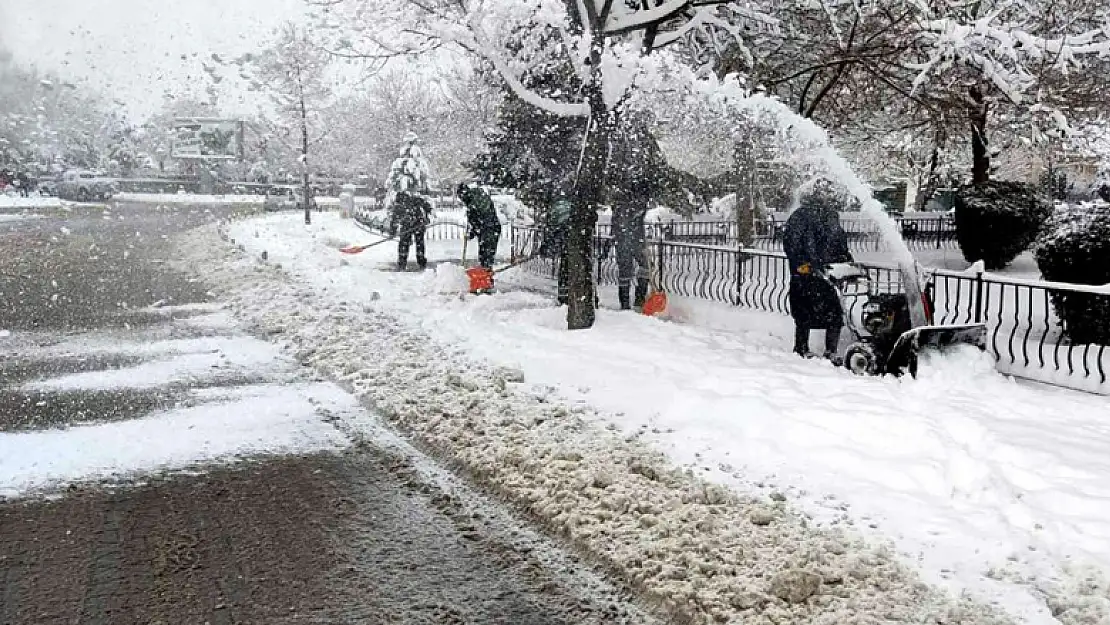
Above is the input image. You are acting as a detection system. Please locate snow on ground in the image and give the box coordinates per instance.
[114,192,377,206]
[187,215,1022,624]
[0,383,352,499]
[0,307,363,498]
[0,213,44,222]
[857,247,1044,280]
[114,192,266,204]
[0,195,62,209]
[209,211,1110,625]
[20,335,291,392]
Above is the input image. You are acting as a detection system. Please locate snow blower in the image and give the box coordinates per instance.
[826,262,987,377]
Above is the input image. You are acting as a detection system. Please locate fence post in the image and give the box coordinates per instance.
[596,236,603,282]
[657,239,665,288]
[735,247,743,306]
[974,272,984,323]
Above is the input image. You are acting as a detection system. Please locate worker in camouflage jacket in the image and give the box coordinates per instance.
[457,182,502,270]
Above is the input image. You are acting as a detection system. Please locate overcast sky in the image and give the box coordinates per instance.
[0,0,313,121]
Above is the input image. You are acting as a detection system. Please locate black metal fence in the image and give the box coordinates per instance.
[595,214,958,253]
[510,224,1108,390]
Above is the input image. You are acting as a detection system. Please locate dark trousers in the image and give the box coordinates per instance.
[477,227,500,269]
[616,238,649,309]
[397,228,426,269]
[794,323,842,356]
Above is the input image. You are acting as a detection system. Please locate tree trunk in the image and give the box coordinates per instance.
[734,137,756,246]
[301,97,311,225]
[968,85,990,185]
[565,83,609,330]
[916,130,943,210]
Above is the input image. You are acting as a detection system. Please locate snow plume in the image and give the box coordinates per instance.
[633,60,915,265]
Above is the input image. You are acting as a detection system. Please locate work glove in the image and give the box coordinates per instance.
[797,262,812,275]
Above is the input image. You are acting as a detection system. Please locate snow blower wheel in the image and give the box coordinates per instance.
[844,344,879,376]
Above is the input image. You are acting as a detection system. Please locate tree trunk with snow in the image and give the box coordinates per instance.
[968,85,991,185]
[566,83,609,330]
[301,97,311,225]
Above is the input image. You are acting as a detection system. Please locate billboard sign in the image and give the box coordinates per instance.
[171,117,244,160]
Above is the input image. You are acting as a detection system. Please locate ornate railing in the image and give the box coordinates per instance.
[595,214,959,253]
[511,224,1109,392]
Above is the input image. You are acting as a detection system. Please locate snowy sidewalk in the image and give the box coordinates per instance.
[0,194,63,211]
[203,212,1110,625]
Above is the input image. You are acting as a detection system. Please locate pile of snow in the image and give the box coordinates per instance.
[492,193,531,223]
[0,213,44,223]
[115,192,375,206]
[645,205,683,222]
[431,209,468,227]
[174,214,1045,625]
[432,262,470,294]
[0,195,62,209]
[115,192,266,204]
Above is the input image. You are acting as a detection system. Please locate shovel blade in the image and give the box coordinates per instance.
[641,291,668,317]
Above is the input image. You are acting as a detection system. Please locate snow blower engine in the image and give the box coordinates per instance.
[826,263,988,377]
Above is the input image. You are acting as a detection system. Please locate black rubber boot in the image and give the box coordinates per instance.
[793,326,811,358]
[618,285,632,310]
[824,325,843,366]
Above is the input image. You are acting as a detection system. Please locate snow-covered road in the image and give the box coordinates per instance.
[211,212,1110,624]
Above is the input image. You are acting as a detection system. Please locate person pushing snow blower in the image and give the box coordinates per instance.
[784,180,853,363]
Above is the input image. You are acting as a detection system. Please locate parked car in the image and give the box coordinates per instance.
[36,175,58,196]
[56,170,116,202]
[263,186,317,212]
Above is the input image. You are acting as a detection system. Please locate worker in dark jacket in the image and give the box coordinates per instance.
[389,190,431,271]
[457,182,501,270]
[783,181,853,360]
[539,189,572,305]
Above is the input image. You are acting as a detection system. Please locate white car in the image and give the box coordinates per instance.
[263,186,317,212]
[56,170,116,202]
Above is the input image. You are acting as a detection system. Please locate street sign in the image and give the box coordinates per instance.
[170,118,244,160]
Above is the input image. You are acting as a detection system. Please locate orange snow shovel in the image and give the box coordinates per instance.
[339,237,393,254]
[458,234,496,293]
[641,245,667,316]
[467,266,495,293]
[466,255,536,294]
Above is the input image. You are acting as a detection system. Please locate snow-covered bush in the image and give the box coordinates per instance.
[1035,203,1110,345]
[954,181,1051,270]
[1091,165,1110,203]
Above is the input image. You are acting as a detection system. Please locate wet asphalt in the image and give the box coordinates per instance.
[0,202,655,625]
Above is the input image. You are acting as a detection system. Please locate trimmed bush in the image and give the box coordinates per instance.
[954,181,1051,270]
[1034,204,1110,345]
